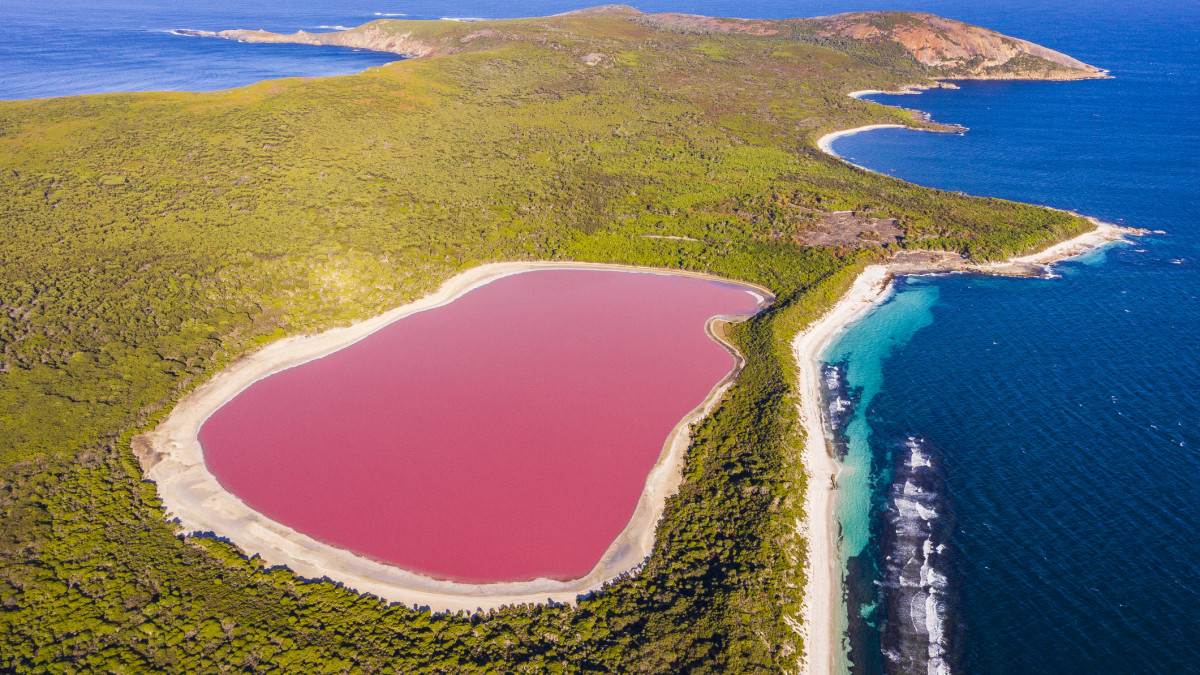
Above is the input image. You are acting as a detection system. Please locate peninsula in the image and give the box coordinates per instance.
[197,6,1107,82]
[0,7,1108,673]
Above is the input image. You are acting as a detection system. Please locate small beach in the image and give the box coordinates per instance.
[816,124,907,157]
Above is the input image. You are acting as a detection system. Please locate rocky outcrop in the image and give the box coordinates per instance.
[192,8,1105,81]
[808,12,1107,80]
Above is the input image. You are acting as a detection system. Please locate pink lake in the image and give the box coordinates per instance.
[199,269,763,583]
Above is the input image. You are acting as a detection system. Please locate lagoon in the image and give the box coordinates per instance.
[197,268,762,584]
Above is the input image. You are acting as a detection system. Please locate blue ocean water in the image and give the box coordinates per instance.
[825,2,1200,673]
[3,0,1196,672]
[0,0,1138,99]
[0,0,405,100]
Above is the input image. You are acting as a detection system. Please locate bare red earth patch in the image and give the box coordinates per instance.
[199,270,762,583]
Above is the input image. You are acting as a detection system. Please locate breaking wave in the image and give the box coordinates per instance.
[821,363,854,459]
[880,437,960,675]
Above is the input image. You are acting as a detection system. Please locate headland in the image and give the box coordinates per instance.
[801,116,1141,673]
[2,5,1122,671]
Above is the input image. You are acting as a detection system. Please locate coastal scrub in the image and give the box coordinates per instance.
[0,8,1102,673]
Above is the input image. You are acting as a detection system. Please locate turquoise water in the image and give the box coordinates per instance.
[4,0,1196,671]
[821,282,941,671]
[826,1,1200,672]
[825,282,940,560]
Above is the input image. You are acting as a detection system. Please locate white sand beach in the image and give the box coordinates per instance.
[816,124,908,156]
[1006,218,1134,265]
[789,212,1137,675]
[847,83,958,100]
[792,265,892,675]
[802,97,1145,673]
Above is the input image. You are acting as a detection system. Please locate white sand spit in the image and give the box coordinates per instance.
[792,265,891,675]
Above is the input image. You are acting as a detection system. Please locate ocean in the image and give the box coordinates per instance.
[823,2,1200,673]
[3,0,1195,672]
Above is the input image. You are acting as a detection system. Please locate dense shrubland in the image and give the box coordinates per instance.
[0,14,1086,673]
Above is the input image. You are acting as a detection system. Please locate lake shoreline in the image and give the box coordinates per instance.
[133,261,770,613]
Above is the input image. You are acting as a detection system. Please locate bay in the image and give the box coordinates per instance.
[825,0,1199,672]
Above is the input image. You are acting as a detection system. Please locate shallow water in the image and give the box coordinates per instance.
[200,270,760,583]
[7,0,1197,667]
[825,1,1200,671]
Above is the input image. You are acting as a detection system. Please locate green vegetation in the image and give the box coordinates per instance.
[0,12,1088,673]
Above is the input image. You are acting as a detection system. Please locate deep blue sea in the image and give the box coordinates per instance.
[3,0,1195,672]
[823,2,1200,673]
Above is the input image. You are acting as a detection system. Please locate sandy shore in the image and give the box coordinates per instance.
[847,82,959,100]
[792,265,892,675]
[791,231,1138,673]
[821,83,970,163]
[1002,218,1133,266]
[805,95,1144,674]
[134,261,770,613]
[816,124,907,156]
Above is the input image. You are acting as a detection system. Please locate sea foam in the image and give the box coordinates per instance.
[881,437,958,675]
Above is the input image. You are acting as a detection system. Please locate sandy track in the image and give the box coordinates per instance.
[134,261,770,613]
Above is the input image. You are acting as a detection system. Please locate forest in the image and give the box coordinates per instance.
[0,11,1088,673]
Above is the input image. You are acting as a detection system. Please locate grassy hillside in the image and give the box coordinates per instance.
[0,12,1087,673]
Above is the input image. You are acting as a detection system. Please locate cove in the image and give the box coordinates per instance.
[195,268,763,585]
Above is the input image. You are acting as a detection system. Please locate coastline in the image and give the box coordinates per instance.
[796,122,1142,673]
[133,261,770,613]
[793,265,893,675]
[803,99,1143,672]
[847,82,961,100]
[815,120,1137,276]
[792,223,1136,674]
[816,124,908,157]
[998,217,1132,266]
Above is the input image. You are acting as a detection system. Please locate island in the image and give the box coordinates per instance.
[136,263,768,612]
[0,7,1121,673]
